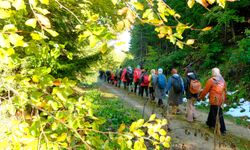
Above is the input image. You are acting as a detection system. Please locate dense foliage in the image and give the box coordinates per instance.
[124,0,250,100]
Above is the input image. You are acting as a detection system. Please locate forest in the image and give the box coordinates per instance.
[0,0,249,149]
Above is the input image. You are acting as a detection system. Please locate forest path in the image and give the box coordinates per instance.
[97,82,250,150]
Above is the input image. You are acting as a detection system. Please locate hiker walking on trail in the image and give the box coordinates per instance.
[117,66,123,88]
[139,69,149,98]
[199,68,227,135]
[121,67,127,89]
[105,70,111,83]
[149,69,157,100]
[166,68,184,115]
[110,72,115,85]
[184,68,201,122]
[126,66,134,92]
[133,65,141,94]
[155,68,167,106]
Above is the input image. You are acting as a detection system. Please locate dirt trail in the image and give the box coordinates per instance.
[99,82,250,150]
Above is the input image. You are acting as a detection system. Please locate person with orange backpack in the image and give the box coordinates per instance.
[139,69,149,98]
[184,67,201,122]
[199,68,227,135]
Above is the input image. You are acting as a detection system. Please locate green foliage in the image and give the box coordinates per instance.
[125,0,250,99]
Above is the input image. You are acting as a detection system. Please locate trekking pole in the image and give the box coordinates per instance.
[142,97,149,118]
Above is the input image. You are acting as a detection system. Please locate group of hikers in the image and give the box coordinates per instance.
[99,66,227,135]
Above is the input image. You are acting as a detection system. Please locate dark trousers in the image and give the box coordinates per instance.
[123,82,127,89]
[118,78,121,87]
[134,82,139,94]
[207,105,226,133]
[149,87,155,100]
[140,86,148,97]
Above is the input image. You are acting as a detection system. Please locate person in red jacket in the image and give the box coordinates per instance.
[133,65,141,94]
[139,69,149,98]
[110,72,115,85]
[121,67,127,89]
[199,68,227,135]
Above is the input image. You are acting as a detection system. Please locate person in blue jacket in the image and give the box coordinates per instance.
[166,68,184,115]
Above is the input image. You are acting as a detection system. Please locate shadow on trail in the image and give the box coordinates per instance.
[98,81,250,150]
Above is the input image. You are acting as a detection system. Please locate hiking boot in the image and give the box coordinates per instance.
[221,132,226,136]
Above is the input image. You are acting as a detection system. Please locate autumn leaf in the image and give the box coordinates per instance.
[186,39,195,45]
[25,18,37,28]
[202,26,212,31]
[187,0,195,8]
[36,14,51,28]
[133,2,144,10]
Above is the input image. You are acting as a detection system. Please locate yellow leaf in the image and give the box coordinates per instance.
[176,41,184,49]
[30,32,43,40]
[217,0,226,8]
[166,8,175,16]
[163,141,170,148]
[142,9,152,19]
[186,39,195,45]
[207,0,216,4]
[89,35,99,47]
[165,136,171,142]
[8,33,25,47]
[202,26,212,31]
[40,0,49,5]
[0,1,11,9]
[160,136,165,143]
[3,24,17,32]
[34,7,50,15]
[0,9,11,19]
[57,133,67,142]
[158,129,167,136]
[196,0,209,8]
[118,7,128,15]
[149,114,156,121]
[133,129,145,137]
[187,0,195,8]
[32,75,39,83]
[45,29,59,37]
[100,43,108,54]
[0,33,10,48]
[118,123,126,133]
[25,18,37,28]
[133,2,144,10]
[158,33,165,38]
[111,0,117,5]
[152,133,160,140]
[36,14,51,28]
[12,0,26,10]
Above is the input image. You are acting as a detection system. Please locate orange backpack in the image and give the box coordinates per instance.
[189,79,202,94]
[212,78,225,94]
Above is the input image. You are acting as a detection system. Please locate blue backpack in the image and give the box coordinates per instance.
[158,74,166,89]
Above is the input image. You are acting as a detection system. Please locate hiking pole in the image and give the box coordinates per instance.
[142,97,149,118]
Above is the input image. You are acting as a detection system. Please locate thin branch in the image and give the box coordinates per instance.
[54,0,83,24]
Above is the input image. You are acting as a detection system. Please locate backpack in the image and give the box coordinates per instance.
[158,74,166,89]
[134,69,141,82]
[151,74,157,87]
[172,76,182,93]
[142,75,149,85]
[212,78,225,94]
[189,79,202,94]
[126,69,133,81]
